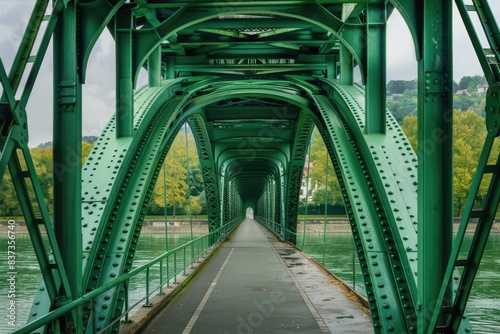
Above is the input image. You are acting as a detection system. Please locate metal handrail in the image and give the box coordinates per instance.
[13,217,243,334]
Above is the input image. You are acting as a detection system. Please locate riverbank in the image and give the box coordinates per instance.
[2,219,499,235]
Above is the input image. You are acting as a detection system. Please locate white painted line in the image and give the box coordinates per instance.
[182,247,235,334]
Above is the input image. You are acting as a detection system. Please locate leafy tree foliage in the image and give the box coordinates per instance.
[153,127,205,218]
[386,88,418,123]
[458,75,486,91]
[307,128,343,207]
[401,110,494,216]
[387,76,487,123]
[0,142,95,219]
[387,79,417,95]
[0,171,20,217]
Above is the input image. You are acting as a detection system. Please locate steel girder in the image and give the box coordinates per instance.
[276,77,419,332]
[187,114,221,230]
[429,1,500,332]
[11,69,473,333]
[283,112,316,243]
[122,3,366,84]
[2,1,497,333]
[0,1,78,331]
[77,78,220,332]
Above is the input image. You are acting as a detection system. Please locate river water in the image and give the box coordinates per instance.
[0,231,498,333]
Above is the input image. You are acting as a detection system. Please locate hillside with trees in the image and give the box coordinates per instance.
[0,128,206,218]
[387,75,487,123]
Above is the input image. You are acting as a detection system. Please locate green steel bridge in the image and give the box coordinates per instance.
[0,0,499,333]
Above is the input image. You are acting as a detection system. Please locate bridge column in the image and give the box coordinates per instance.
[53,1,82,331]
[115,8,134,137]
[148,47,161,87]
[417,0,453,332]
[166,57,176,79]
[327,55,337,80]
[340,44,353,85]
[365,3,386,134]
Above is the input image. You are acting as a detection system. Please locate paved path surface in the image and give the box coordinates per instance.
[139,219,372,334]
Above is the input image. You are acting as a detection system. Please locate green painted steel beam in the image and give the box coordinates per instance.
[4,2,497,332]
[284,111,315,243]
[148,46,162,87]
[115,8,134,137]
[174,33,331,45]
[364,3,386,134]
[187,17,316,30]
[6,0,50,94]
[131,4,365,84]
[78,0,126,83]
[52,2,83,331]
[454,0,500,84]
[188,114,222,229]
[416,1,457,333]
[340,44,353,85]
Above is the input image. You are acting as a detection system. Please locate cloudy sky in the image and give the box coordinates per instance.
[0,1,498,146]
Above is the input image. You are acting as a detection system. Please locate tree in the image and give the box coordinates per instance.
[401,110,491,216]
[308,128,343,207]
[452,110,489,216]
[82,142,94,164]
[387,88,418,123]
[458,75,486,90]
[401,116,417,151]
[153,127,204,218]
[387,80,417,95]
[0,171,20,217]
[31,146,54,213]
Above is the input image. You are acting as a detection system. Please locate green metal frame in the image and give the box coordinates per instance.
[1,1,499,333]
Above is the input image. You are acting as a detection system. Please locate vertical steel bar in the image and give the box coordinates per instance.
[53,2,82,331]
[174,252,177,284]
[144,267,151,306]
[302,142,311,250]
[185,125,194,268]
[183,247,187,275]
[91,298,97,333]
[166,254,170,288]
[365,3,387,134]
[164,162,169,251]
[326,55,336,80]
[340,44,353,86]
[323,154,329,266]
[159,260,163,295]
[166,57,175,79]
[352,252,356,291]
[148,46,161,87]
[115,8,133,138]
[124,280,130,323]
[417,1,453,332]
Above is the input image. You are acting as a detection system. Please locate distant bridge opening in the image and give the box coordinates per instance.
[246,207,254,220]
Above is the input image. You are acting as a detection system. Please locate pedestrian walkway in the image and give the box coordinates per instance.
[138,219,372,334]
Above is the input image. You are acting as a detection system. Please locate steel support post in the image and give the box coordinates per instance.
[115,8,134,137]
[166,57,176,79]
[365,3,386,134]
[327,55,337,80]
[417,0,453,332]
[53,1,82,331]
[340,44,353,85]
[148,47,162,87]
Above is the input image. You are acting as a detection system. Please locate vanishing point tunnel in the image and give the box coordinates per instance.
[0,0,499,333]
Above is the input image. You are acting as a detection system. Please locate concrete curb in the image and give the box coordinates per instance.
[118,242,223,334]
